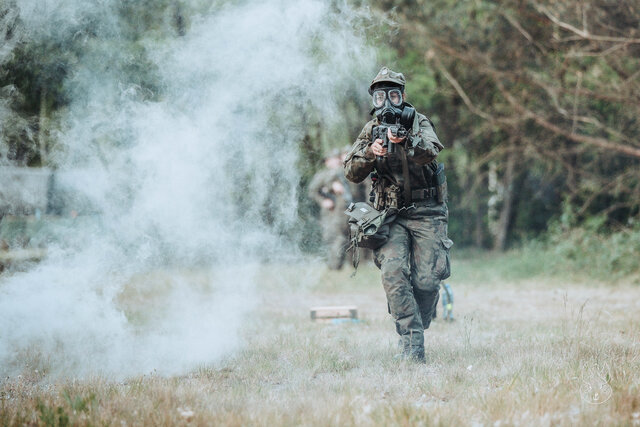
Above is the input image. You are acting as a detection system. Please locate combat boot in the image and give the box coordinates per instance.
[393,349,426,364]
[393,337,426,364]
[408,346,426,364]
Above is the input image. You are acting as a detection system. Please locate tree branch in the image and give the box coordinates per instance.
[534,3,640,44]
[496,81,640,159]
[427,50,495,122]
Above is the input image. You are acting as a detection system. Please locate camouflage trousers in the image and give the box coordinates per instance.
[374,201,453,355]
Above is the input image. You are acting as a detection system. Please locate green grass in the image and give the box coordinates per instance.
[450,246,557,285]
[452,223,640,286]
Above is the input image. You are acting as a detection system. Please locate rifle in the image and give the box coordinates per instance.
[372,106,415,160]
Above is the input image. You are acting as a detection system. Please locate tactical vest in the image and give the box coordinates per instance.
[370,144,446,210]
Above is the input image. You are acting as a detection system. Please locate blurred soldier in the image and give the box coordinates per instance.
[308,150,353,270]
[344,67,453,363]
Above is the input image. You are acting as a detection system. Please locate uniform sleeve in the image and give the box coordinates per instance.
[407,115,444,165]
[343,121,376,183]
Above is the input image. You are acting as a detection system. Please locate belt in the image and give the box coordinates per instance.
[411,187,438,201]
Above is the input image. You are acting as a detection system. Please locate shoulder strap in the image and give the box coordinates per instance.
[399,145,412,205]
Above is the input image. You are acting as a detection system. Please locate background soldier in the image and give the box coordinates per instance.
[344,67,453,363]
[308,150,358,270]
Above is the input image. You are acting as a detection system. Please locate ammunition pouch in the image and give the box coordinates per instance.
[383,185,401,210]
[372,181,402,211]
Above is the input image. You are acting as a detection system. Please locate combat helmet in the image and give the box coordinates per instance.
[368,67,406,95]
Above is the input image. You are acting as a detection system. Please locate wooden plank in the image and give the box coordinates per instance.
[0,248,47,263]
[310,305,358,321]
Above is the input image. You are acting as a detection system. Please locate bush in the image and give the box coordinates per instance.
[548,223,640,282]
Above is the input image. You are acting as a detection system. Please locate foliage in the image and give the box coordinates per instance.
[2,0,640,258]
[547,219,640,282]
[36,399,70,427]
[452,219,640,282]
[0,1,182,166]
[374,0,640,250]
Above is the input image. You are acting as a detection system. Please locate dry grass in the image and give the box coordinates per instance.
[2,258,640,426]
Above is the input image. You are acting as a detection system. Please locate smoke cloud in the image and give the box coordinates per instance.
[0,0,375,378]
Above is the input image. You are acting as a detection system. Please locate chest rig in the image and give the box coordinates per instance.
[370,143,446,210]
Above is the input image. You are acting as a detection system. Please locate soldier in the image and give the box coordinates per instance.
[344,67,453,363]
[308,150,355,270]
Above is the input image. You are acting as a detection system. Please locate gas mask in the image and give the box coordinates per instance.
[372,87,416,129]
[370,87,417,159]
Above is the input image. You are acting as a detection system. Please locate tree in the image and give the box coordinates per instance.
[377,0,640,248]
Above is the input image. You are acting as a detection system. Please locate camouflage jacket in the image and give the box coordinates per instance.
[343,106,443,202]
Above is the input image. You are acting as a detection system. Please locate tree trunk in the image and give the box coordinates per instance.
[38,89,48,166]
[493,141,517,251]
[173,2,185,36]
[474,174,487,248]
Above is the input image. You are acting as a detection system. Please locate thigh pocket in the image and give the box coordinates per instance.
[433,237,453,281]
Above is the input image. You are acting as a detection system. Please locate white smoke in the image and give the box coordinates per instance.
[0,0,375,378]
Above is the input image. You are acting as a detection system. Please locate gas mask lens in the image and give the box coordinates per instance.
[372,88,403,108]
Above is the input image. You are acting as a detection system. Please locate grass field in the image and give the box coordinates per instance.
[1,255,639,426]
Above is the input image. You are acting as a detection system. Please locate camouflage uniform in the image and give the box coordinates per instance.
[308,167,362,270]
[343,68,453,361]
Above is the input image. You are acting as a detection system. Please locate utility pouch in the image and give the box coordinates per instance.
[344,202,396,268]
[435,163,448,204]
[345,202,395,249]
